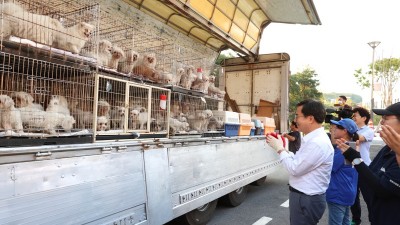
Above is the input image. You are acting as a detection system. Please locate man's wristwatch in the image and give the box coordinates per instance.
[352,158,363,166]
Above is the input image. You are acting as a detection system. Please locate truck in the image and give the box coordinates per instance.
[0,0,321,224]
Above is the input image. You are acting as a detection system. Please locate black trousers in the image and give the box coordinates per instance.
[351,186,361,223]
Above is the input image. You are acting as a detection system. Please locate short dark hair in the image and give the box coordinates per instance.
[352,107,371,125]
[296,99,326,124]
[291,121,298,128]
[339,95,347,101]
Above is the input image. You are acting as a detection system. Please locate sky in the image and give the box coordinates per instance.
[259,0,400,102]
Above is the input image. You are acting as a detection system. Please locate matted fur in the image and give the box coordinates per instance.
[0,95,23,134]
[53,22,94,54]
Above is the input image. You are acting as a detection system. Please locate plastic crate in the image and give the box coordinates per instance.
[238,124,252,136]
[224,124,240,137]
[239,113,252,124]
[212,110,240,124]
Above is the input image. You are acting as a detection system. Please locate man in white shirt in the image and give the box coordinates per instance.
[267,99,334,225]
[350,107,375,225]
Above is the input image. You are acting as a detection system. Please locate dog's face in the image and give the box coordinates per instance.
[49,95,68,107]
[209,75,216,83]
[204,110,213,119]
[97,116,108,131]
[99,40,112,53]
[111,46,125,59]
[11,92,33,108]
[177,68,185,76]
[98,100,110,116]
[116,106,125,116]
[130,109,139,119]
[127,50,138,63]
[143,53,156,67]
[78,22,94,40]
[0,95,14,109]
[186,66,195,75]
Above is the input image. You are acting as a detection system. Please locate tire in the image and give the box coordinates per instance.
[251,176,267,186]
[178,199,219,225]
[220,185,249,207]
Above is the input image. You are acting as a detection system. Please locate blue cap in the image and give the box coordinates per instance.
[330,118,358,134]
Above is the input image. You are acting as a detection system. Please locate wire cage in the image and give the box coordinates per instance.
[95,75,170,138]
[0,0,99,65]
[170,92,215,136]
[0,52,95,143]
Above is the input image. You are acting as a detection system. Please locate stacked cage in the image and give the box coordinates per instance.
[0,0,99,64]
[170,92,213,136]
[0,52,95,141]
[95,75,170,138]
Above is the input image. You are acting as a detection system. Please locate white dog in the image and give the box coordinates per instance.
[98,100,110,117]
[157,71,173,84]
[108,45,125,70]
[208,75,226,98]
[169,117,190,135]
[97,116,108,131]
[118,50,139,74]
[110,106,125,129]
[0,2,63,46]
[130,107,148,130]
[188,109,213,132]
[0,95,23,135]
[46,95,70,116]
[53,22,94,54]
[180,66,197,89]
[96,39,113,66]
[10,91,43,110]
[173,68,185,86]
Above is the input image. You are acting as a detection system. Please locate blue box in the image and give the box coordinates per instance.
[224,124,240,137]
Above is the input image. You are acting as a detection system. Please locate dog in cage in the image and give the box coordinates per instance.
[169,117,190,135]
[118,50,139,74]
[208,75,226,98]
[132,53,158,81]
[97,116,109,131]
[0,2,64,46]
[207,116,224,131]
[180,66,197,89]
[46,95,70,116]
[130,107,148,130]
[0,95,24,135]
[191,74,211,93]
[188,109,213,133]
[173,68,185,86]
[44,111,76,134]
[110,106,126,130]
[53,21,95,54]
[108,45,125,70]
[97,100,110,117]
[156,71,174,85]
[10,92,44,110]
[97,39,113,66]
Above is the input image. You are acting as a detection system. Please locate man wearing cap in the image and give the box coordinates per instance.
[266,99,334,225]
[336,102,400,225]
[327,118,359,225]
[350,107,375,225]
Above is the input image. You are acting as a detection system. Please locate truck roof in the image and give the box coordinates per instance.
[125,0,321,56]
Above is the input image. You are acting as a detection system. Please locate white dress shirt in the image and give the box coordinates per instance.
[357,125,374,165]
[280,127,334,195]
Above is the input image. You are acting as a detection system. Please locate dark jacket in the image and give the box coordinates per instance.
[343,145,400,225]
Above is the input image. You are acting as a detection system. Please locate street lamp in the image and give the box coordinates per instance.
[368,41,380,124]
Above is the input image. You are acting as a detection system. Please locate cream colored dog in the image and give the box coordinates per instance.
[53,22,94,54]
[0,95,23,134]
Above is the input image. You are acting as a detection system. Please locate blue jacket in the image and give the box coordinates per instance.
[326,148,358,206]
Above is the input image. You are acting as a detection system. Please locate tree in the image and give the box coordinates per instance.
[288,67,323,119]
[353,58,400,106]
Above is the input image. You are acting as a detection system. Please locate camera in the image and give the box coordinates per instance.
[325,105,353,123]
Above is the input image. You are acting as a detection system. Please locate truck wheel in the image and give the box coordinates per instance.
[251,176,267,186]
[179,199,218,225]
[220,185,249,207]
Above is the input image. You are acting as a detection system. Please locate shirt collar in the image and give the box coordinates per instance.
[303,127,325,142]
